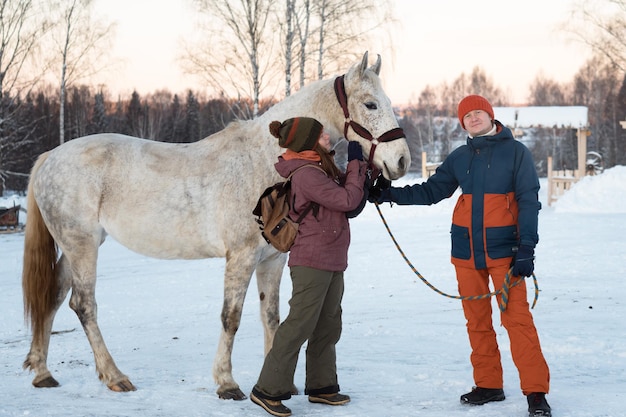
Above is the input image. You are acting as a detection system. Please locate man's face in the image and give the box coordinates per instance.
[463,109,493,136]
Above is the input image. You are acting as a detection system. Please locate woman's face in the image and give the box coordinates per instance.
[318,129,331,151]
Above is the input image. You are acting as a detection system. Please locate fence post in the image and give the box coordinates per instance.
[547,156,554,206]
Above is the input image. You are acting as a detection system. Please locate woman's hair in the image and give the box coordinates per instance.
[317,147,342,179]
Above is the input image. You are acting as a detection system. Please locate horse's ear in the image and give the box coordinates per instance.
[358,51,381,76]
[369,54,381,76]
[359,51,369,76]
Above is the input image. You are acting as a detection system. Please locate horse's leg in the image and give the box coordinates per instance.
[24,254,72,387]
[254,251,286,355]
[66,240,135,392]
[213,249,257,400]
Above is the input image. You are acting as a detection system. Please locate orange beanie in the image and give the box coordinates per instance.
[457,95,494,129]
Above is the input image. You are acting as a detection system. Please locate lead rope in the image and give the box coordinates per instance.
[373,202,539,312]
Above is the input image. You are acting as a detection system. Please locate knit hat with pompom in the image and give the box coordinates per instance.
[269,117,323,152]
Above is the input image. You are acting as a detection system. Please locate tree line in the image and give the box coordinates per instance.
[2,0,626,193]
[0,87,283,192]
[398,51,626,178]
[4,46,626,194]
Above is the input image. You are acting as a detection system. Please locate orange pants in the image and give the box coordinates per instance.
[456,263,550,394]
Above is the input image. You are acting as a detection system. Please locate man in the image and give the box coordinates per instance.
[370,95,551,417]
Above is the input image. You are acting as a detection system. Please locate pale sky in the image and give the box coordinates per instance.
[92,0,590,106]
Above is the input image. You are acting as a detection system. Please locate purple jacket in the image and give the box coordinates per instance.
[275,156,367,271]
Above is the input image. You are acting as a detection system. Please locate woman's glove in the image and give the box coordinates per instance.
[511,245,535,277]
[347,141,363,161]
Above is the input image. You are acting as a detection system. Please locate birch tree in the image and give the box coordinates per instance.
[287,0,394,89]
[292,0,311,89]
[183,0,395,107]
[0,0,50,193]
[50,0,114,144]
[564,0,626,71]
[309,0,394,81]
[183,0,274,117]
[283,0,295,96]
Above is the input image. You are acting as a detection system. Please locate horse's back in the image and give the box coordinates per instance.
[31,133,251,260]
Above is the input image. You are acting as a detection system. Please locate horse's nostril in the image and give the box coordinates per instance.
[398,156,406,172]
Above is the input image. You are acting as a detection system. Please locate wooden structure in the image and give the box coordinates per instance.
[546,159,577,206]
[0,205,23,233]
[546,128,591,206]
[421,151,440,179]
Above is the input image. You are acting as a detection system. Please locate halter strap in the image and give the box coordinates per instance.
[333,75,406,167]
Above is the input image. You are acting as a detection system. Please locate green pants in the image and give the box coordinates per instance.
[253,266,344,400]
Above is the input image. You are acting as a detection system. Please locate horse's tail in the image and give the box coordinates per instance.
[22,152,59,340]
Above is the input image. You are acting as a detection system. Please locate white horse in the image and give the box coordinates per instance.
[21,52,411,401]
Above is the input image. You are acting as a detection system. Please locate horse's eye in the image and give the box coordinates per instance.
[365,102,377,110]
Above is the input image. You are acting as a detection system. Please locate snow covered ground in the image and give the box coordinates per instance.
[1,167,625,417]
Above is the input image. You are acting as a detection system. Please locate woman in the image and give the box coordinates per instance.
[250,117,367,417]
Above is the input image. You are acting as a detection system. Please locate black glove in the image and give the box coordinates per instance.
[347,141,363,161]
[367,173,392,203]
[374,174,391,190]
[511,244,535,277]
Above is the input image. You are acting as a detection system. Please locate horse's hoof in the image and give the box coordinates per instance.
[218,388,247,400]
[33,376,60,388]
[108,379,136,392]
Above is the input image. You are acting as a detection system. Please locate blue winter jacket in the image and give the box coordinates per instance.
[383,121,541,270]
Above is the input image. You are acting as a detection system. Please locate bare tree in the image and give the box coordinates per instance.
[284,0,395,84]
[182,0,275,117]
[293,0,311,88]
[528,73,570,105]
[309,0,395,81]
[49,0,114,144]
[282,0,296,96]
[416,87,437,155]
[571,52,622,167]
[183,0,396,109]
[564,0,626,71]
[432,66,508,121]
[0,0,50,193]
[146,89,173,140]
[0,0,48,99]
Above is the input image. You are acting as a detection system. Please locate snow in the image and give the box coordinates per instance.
[2,167,626,417]
[493,106,589,129]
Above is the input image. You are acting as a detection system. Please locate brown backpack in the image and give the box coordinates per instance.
[253,165,325,252]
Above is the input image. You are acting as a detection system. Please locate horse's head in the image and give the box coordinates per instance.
[337,52,411,180]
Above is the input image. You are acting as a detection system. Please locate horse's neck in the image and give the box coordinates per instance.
[258,78,343,140]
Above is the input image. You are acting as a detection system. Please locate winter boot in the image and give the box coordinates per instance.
[527,392,551,417]
[250,391,292,417]
[308,392,351,405]
[460,386,505,405]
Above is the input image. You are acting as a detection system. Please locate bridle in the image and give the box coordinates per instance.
[333,74,406,168]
